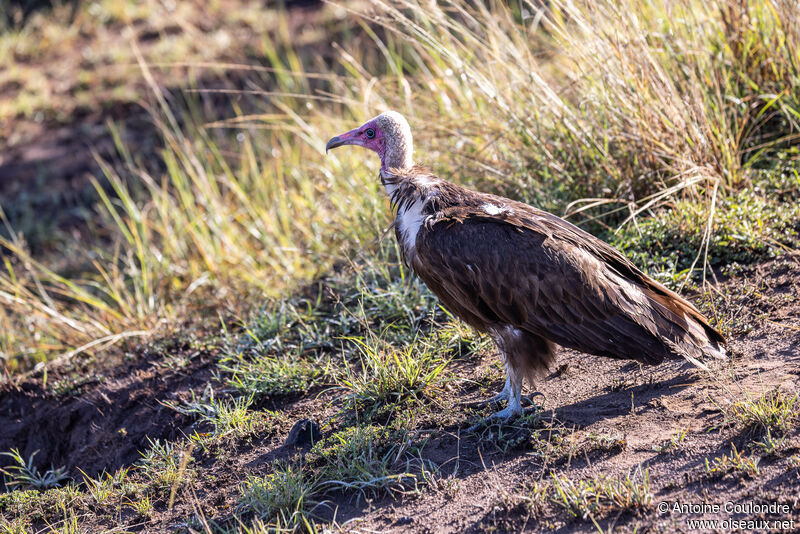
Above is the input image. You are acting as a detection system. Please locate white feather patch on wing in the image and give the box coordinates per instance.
[482,203,507,216]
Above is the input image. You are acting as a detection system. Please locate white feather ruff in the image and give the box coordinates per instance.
[396,198,426,255]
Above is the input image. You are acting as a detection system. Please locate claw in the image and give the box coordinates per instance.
[466,396,524,432]
[521,391,545,408]
[471,391,544,410]
[465,357,545,433]
[466,405,539,432]
[471,391,510,408]
[486,404,524,422]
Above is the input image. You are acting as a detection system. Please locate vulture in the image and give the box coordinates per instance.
[326,111,726,422]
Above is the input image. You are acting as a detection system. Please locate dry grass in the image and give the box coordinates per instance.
[1,0,798,374]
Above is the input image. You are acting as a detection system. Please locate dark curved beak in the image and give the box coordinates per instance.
[325,135,345,153]
[325,128,362,154]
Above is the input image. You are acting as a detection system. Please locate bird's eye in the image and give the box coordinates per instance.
[365,128,375,139]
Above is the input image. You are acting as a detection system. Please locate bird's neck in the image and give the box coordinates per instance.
[379,143,419,201]
[381,167,432,261]
[379,137,414,175]
[380,168,414,202]
[381,168,398,197]
[379,166,439,213]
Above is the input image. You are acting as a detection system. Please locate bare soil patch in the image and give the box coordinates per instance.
[0,335,217,477]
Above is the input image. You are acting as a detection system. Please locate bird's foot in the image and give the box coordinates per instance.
[486,404,525,422]
[466,404,525,432]
[471,391,510,408]
[472,391,544,409]
[523,391,545,408]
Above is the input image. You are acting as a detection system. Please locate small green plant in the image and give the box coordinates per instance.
[426,320,489,360]
[551,466,652,519]
[726,389,798,436]
[0,449,69,491]
[473,410,547,454]
[238,462,318,528]
[125,494,153,518]
[338,334,450,418]
[79,473,113,505]
[515,481,550,517]
[309,425,419,499]
[587,432,627,453]
[79,467,130,505]
[705,445,761,478]
[0,484,82,530]
[219,353,326,399]
[138,439,194,492]
[653,429,688,454]
[0,520,32,534]
[526,424,569,464]
[44,502,84,534]
[163,388,270,439]
[0,489,41,525]
[236,516,329,534]
[752,429,788,456]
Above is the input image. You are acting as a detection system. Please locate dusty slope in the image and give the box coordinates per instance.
[1,258,799,532]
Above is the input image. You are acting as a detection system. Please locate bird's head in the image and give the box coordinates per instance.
[326,110,414,172]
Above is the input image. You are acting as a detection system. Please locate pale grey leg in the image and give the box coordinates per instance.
[485,363,523,421]
[476,370,512,406]
[468,361,525,431]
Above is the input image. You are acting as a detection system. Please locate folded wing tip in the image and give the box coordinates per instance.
[705,342,727,360]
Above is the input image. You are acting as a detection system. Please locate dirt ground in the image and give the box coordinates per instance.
[2,1,798,531]
[1,258,798,532]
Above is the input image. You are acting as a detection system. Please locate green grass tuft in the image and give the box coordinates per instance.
[550,467,653,520]
[79,467,130,506]
[0,449,68,491]
[238,425,429,529]
[726,389,798,436]
[309,425,420,499]
[611,187,800,284]
[337,333,451,420]
[653,429,689,454]
[0,484,83,528]
[705,445,762,479]
[137,438,195,493]
[238,462,318,529]
[164,388,274,441]
[219,352,327,399]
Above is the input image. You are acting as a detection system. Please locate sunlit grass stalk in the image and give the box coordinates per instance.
[1,0,798,372]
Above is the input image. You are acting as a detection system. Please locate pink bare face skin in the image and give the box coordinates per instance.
[325,119,389,169]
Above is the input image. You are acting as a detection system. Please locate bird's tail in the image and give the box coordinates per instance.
[663,315,727,371]
[704,339,727,360]
[640,278,727,370]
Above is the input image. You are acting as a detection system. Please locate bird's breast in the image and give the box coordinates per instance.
[395,198,427,259]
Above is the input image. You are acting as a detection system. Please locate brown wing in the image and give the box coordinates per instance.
[412,207,723,366]
[528,206,725,348]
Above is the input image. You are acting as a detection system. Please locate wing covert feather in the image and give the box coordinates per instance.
[412,214,671,364]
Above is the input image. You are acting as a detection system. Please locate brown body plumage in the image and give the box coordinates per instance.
[327,111,726,421]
